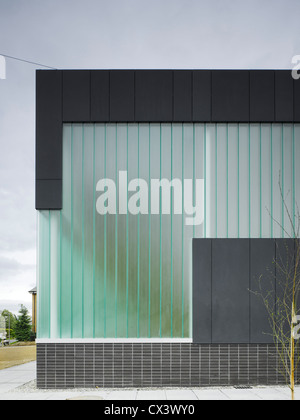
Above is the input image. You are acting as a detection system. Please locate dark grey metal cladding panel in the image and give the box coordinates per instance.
[90,70,109,121]
[250,239,276,344]
[193,239,212,344]
[192,71,211,122]
[275,238,295,280]
[294,79,300,122]
[212,71,249,122]
[36,70,299,211]
[275,71,294,122]
[110,70,134,122]
[36,70,62,181]
[275,238,296,307]
[173,71,192,121]
[135,70,173,121]
[212,239,250,343]
[36,180,62,210]
[275,239,297,339]
[250,71,275,122]
[62,70,90,122]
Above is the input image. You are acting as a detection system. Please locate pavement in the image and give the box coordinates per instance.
[0,361,298,400]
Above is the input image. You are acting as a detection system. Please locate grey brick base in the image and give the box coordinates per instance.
[36,343,292,389]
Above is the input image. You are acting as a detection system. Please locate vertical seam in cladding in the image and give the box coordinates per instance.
[193,124,195,239]
[115,124,118,338]
[36,210,41,336]
[172,71,174,121]
[182,124,184,338]
[137,124,140,338]
[237,124,240,238]
[204,123,207,239]
[126,125,129,338]
[293,78,295,122]
[133,72,136,121]
[82,124,85,338]
[191,72,193,121]
[170,123,173,338]
[226,124,229,238]
[59,211,62,338]
[293,124,295,234]
[282,124,284,238]
[148,124,151,338]
[210,71,213,122]
[71,124,73,338]
[210,239,213,344]
[104,125,107,338]
[274,72,276,122]
[92,125,96,338]
[249,240,251,343]
[108,72,111,122]
[248,71,251,123]
[260,124,262,238]
[271,125,273,238]
[159,123,162,338]
[215,124,218,238]
[89,71,91,121]
[249,125,251,238]
[48,210,51,338]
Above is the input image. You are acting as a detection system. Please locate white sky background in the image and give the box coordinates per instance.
[0,0,299,316]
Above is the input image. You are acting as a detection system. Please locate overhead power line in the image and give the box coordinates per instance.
[0,53,57,69]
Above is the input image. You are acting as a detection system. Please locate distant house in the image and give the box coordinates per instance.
[28,287,37,333]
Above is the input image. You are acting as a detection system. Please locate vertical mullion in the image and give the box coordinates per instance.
[193,124,195,239]
[59,211,62,338]
[126,125,129,338]
[271,125,273,238]
[237,124,240,238]
[293,124,296,234]
[70,124,73,338]
[159,123,162,338]
[260,124,262,238]
[148,124,151,338]
[48,210,51,338]
[204,123,207,239]
[104,125,107,338]
[249,125,251,238]
[215,124,218,238]
[170,123,173,338]
[92,125,96,338]
[282,124,284,238]
[137,124,140,338]
[181,124,184,338]
[82,124,85,338]
[226,124,229,238]
[115,125,118,338]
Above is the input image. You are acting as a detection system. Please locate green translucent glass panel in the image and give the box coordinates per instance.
[37,123,300,339]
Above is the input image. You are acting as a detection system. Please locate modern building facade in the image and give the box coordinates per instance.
[36,70,300,388]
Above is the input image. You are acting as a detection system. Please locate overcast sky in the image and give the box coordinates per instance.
[0,0,299,316]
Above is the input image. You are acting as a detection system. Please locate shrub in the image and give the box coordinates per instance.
[14,305,32,342]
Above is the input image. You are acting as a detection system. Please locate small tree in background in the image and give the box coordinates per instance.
[14,305,32,342]
[254,182,300,400]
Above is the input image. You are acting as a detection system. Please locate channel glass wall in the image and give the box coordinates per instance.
[37,123,300,339]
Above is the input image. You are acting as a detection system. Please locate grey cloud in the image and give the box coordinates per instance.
[0,255,35,277]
